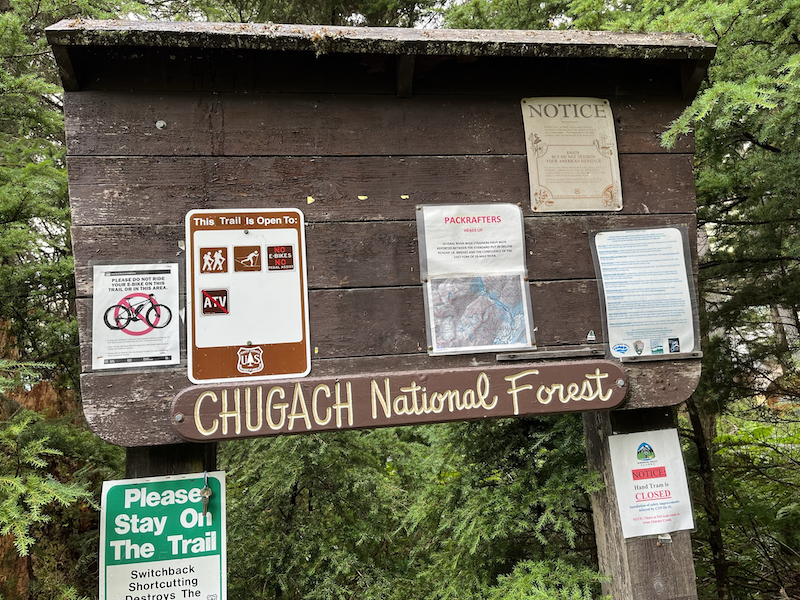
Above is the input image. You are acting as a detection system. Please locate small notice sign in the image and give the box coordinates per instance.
[521,97,622,212]
[416,204,535,355]
[608,429,694,538]
[267,245,295,270]
[186,209,310,383]
[100,472,226,600]
[592,227,697,360]
[91,263,180,370]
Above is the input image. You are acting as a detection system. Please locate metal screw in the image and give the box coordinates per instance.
[156,120,167,130]
[174,413,185,423]
[244,229,249,234]
[616,378,626,387]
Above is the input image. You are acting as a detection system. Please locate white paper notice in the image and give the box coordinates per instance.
[594,228,695,359]
[92,264,180,369]
[416,204,535,355]
[609,428,695,538]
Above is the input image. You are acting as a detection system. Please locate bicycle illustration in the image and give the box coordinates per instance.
[104,294,172,331]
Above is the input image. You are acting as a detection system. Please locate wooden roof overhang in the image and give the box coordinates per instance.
[47,21,715,98]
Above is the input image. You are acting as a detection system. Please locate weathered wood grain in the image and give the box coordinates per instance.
[172,360,630,442]
[64,92,693,158]
[80,355,700,447]
[57,24,706,462]
[46,22,716,60]
[72,214,696,297]
[53,45,698,99]
[66,153,696,227]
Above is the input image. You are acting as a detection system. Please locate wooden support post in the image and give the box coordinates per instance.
[583,408,697,600]
[125,443,217,479]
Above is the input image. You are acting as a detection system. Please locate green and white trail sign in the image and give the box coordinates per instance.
[100,472,226,600]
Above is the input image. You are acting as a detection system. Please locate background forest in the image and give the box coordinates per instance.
[1,0,799,598]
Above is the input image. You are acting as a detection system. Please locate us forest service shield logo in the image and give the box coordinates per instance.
[236,346,264,375]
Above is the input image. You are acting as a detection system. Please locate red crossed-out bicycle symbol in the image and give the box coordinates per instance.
[103,293,172,336]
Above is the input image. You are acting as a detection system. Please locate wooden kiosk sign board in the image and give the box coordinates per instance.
[46,20,714,446]
[49,21,714,600]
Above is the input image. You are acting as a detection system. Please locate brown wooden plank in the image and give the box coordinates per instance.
[125,444,216,478]
[66,153,696,227]
[56,47,691,101]
[66,155,524,226]
[64,92,693,157]
[615,97,694,153]
[412,57,683,99]
[171,360,630,442]
[80,368,190,446]
[79,354,700,447]
[72,214,696,297]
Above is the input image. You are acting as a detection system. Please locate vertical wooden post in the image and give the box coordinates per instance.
[125,443,217,479]
[584,408,697,600]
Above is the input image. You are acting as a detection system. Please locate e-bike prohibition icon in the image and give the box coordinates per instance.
[103,293,172,336]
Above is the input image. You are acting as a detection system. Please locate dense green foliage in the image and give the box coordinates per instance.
[0,0,133,597]
[176,0,435,28]
[602,3,800,597]
[0,409,89,556]
[221,417,606,600]
[0,404,124,599]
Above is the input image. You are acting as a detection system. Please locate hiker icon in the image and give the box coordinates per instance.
[200,247,228,273]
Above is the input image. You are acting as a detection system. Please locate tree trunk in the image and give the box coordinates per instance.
[125,443,216,478]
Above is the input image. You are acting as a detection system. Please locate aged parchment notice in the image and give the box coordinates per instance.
[521,97,622,212]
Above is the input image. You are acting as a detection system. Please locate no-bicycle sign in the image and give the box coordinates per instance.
[100,472,226,600]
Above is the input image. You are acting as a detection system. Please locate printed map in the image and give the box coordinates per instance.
[429,275,529,350]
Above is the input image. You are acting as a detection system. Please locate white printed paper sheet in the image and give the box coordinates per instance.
[609,428,695,538]
[92,263,180,369]
[592,227,697,359]
[416,204,535,355]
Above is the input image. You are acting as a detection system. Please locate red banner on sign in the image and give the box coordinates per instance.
[631,466,667,480]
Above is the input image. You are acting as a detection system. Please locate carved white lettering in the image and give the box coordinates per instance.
[267,386,287,430]
[186,366,620,439]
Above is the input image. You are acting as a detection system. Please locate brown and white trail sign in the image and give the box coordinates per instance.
[49,21,714,600]
[186,209,310,383]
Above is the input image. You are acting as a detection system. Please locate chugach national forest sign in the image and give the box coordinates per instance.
[171,361,628,441]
